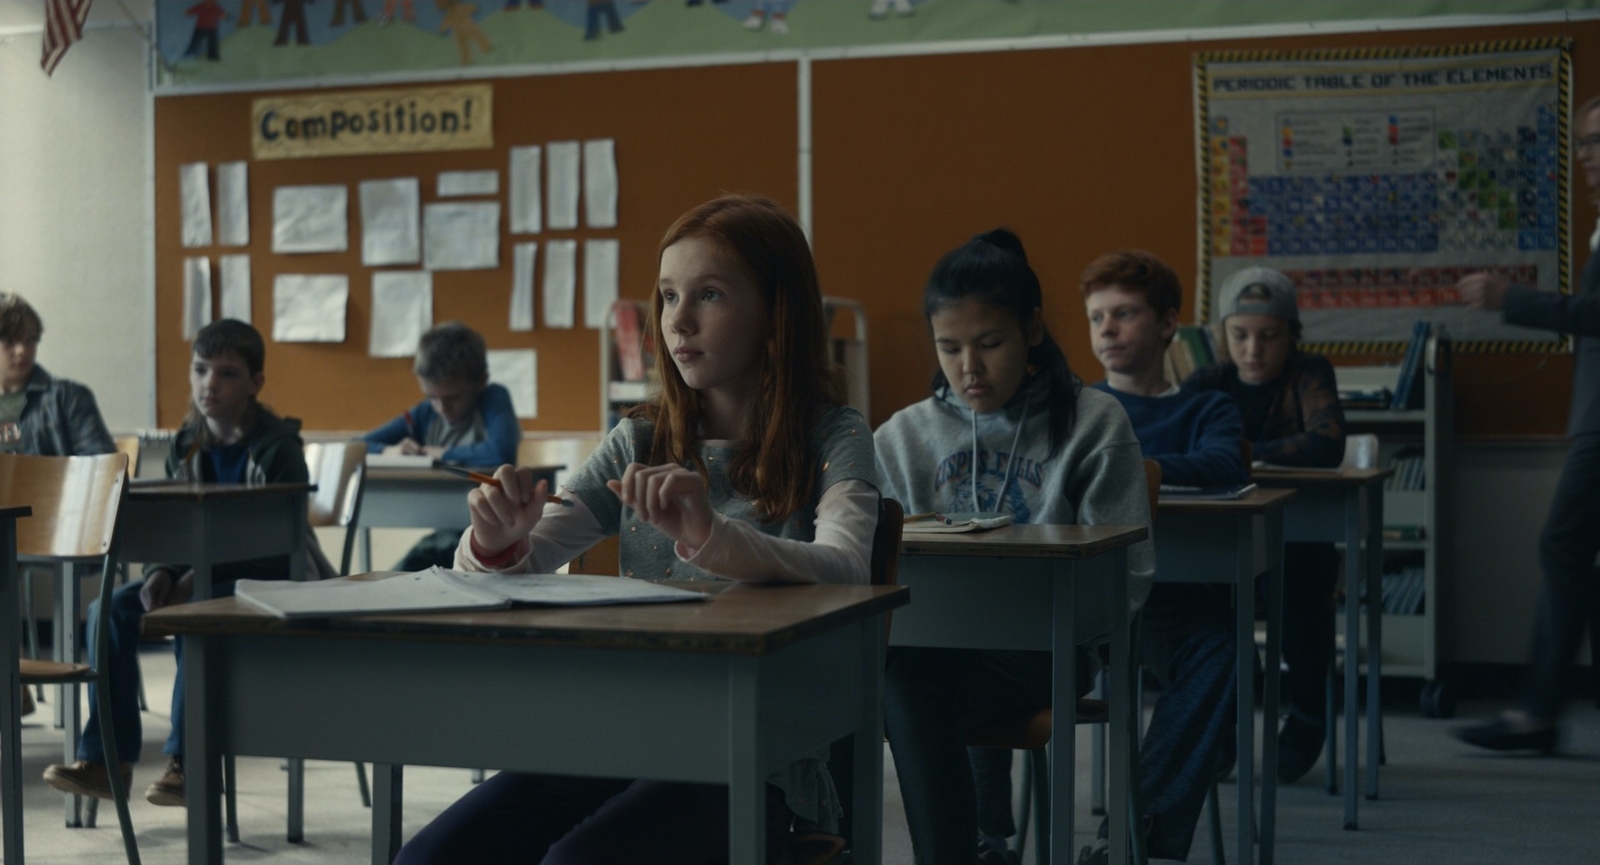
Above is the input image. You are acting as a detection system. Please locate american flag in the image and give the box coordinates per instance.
[41,0,93,77]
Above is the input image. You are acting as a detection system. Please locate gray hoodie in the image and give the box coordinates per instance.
[874,377,1154,611]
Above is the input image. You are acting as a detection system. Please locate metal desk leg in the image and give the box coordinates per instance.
[1364,485,1383,802]
[1260,510,1284,865]
[728,656,766,865]
[1103,550,1130,865]
[1050,558,1082,865]
[1342,491,1360,830]
[1,521,24,865]
[852,616,885,865]
[372,764,403,865]
[288,758,305,842]
[185,636,223,865]
[60,562,83,827]
[1235,519,1256,865]
[360,527,374,576]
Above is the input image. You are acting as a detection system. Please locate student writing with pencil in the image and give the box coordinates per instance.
[394,195,880,865]
[363,321,520,569]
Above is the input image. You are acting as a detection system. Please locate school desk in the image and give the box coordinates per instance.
[63,481,316,831]
[1251,466,1393,831]
[891,524,1148,865]
[142,579,908,865]
[1154,487,1295,865]
[354,465,562,572]
[0,505,32,863]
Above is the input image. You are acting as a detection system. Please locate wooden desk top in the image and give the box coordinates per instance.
[900,523,1148,559]
[141,580,910,656]
[1157,487,1297,515]
[1251,466,1394,487]
[127,481,316,501]
[365,465,565,483]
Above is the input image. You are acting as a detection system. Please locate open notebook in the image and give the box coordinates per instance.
[1159,482,1258,501]
[901,512,1015,534]
[364,453,436,469]
[236,568,707,619]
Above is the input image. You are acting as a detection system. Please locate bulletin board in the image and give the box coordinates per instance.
[153,64,798,432]
[1196,40,1572,353]
[807,18,1599,439]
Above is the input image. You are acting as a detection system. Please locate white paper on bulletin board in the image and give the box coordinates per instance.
[272,185,349,254]
[182,256,212,339]
[370,271,433,358]
[424,202,500,270]
[273,274,348,343]
[583,139,617,228]
[216,162,250,247]
[583,239,619,329]
[510,145,542,234]
[1196,43,1569,352]
[180,163,212,249]
[438,170,499,197]
[488,349,537,419]
[511,242,537,331]
[543,239,577,329]
[546,141,581,231]
[219,254,252,323]
[360,178,421,266]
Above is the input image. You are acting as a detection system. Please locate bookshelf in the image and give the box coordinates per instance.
[1336,330,1456,717]
[599,299,655,432]
[597,296,872,432]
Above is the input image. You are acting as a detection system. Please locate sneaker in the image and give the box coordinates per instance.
[769,16,789,34]
[1075,838,1109,865]
[742,12,764,29]
[977,834,1019,865]
[43,760,134,800]
[145,757,185,806]
[1277,717,1326,784]
[1454,716,1558,754]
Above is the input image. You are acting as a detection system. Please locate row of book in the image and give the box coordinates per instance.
[1377,565,1427,616]
[1163,325,1219,383]
[1385,452,1426,491]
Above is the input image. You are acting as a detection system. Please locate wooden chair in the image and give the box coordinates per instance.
[789,497,903,865]
[21,437,142,705]
[0,453,140,864]
[964,460,1161,865]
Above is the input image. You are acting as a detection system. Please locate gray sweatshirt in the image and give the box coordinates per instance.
[874,378,1154,611]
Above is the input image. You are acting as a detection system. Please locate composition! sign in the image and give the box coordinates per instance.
[251,84,492,160]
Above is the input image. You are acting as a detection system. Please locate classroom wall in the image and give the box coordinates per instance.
[0,1,154,431]
[152,65,797,432]
[809,19,1593,439]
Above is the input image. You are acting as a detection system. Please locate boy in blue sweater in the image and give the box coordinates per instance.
[364,322,520,570]
[1077,250,1244,864]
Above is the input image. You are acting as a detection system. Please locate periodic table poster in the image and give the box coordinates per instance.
[1196,41,1572,352]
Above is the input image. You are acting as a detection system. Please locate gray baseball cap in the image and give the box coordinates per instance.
[1217,267,1299,323]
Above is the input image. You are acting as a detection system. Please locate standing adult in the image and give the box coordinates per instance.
[1455,94,1600,751]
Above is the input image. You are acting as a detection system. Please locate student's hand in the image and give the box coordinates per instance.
[397,438,426,456]
[139,568,195,611]
[466,465,548,557]
[606,463,714,550]
[1458,272,1511,311]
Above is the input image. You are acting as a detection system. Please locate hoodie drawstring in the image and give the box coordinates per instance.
[969,390,1031,514]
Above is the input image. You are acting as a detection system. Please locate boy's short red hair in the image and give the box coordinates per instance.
[1078,250,1183,321]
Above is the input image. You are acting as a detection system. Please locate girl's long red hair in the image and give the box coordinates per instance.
[631,194,844,523]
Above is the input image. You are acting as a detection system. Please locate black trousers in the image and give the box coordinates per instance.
[1279,542,1340,727]
[1520,433,1600,722]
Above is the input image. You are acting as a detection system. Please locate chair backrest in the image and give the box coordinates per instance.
[870,498,904,587]
[1142,459,1161,515]
[113,435,141,478]
[0,453,128,560]
[305,442,369,576]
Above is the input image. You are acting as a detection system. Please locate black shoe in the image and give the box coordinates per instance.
[1276,718,1325,784]
[977,835,1019,865]
[1453,717,1558,754]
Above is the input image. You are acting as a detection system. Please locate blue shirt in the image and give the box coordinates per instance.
[362,382,520,466]
[1090,382,1248,487]
[206,439,251,484]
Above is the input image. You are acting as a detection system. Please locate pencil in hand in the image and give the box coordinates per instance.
[433,462,571,507]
